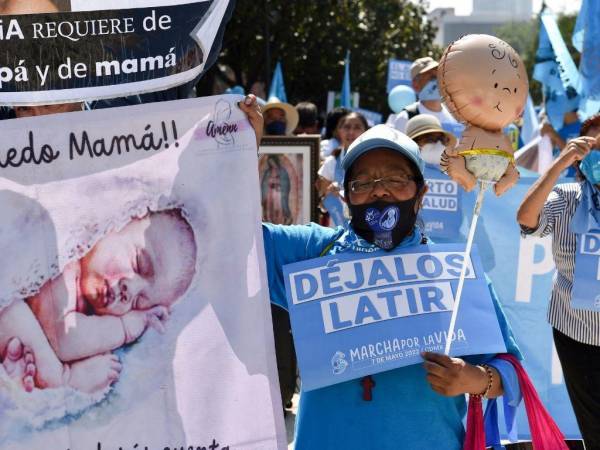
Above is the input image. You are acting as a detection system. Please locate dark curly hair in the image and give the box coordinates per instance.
[580,113,600,137]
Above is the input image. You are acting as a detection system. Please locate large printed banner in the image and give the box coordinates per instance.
[283,244,506,391]
[467,177,580,439]
[0,95,286,450]
[0,0,234,105]
[572,230,600,310]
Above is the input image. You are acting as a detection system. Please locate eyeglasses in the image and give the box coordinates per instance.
[349,174,414,194]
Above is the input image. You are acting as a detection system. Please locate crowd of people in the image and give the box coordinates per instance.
[0,1,598,447]
[244,54,600,449]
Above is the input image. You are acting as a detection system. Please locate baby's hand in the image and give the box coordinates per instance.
[121,307,170,344]
[146,306,170,334]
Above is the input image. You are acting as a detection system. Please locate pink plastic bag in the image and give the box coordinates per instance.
[463,354,568,450]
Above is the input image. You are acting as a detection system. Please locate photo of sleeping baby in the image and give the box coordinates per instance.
[0,208,197,396]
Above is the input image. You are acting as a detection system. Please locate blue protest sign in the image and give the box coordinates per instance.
[421,166,463,240]
[479,176,580,439]
[283,244,506,391]
[571,230,600,310]
[387,59,412,93]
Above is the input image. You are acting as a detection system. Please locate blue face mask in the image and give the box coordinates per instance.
[418,79,441,102]
[265,120,287,136]
[580,150,600,185]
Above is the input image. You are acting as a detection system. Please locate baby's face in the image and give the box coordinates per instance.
[442,35,528,130]
[79,212,196,316]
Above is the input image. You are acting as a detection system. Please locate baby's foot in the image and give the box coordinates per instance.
[494,164,520,196]
[67,353,122,394]
[2,337,36,392]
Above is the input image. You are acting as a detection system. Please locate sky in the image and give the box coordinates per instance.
[421,0,581,15]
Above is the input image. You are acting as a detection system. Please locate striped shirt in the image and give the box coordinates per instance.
[521,182,600,346]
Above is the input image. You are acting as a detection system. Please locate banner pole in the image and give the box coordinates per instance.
[444,180,490,356]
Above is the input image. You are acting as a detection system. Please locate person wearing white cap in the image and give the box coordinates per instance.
[262,96,299,136]
[237,95,522,450]
[387,57,458,136]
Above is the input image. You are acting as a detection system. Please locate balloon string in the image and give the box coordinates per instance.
[444,180,490,356]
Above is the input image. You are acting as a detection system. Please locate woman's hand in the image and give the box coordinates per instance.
[422,352,499,397]
[556,136,596,171]
[238,94,263,147]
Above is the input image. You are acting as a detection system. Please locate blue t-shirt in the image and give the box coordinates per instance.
[262,222,521,450]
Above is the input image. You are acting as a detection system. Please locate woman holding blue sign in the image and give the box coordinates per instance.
[518,114,600,448]
[241,94,526,449]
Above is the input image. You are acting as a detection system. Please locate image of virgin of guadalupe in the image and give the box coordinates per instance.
[261,155,293,225]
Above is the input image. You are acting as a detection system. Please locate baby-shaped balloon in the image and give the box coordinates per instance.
[439,34,528,195]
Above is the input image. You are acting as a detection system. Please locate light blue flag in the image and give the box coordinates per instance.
[268,61,287,103]
[521,95,539,145]
[572,0,600,120]
[534,12,580,130]
[340,50,351,108]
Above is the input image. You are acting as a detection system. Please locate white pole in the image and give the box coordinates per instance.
[444,180,490,356]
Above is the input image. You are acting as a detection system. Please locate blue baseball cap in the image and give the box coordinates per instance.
[341,124,424,177]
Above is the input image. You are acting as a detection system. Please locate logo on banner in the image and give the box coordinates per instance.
[331,351,348,375]
[366,206,399,231]
[206,99,238,146]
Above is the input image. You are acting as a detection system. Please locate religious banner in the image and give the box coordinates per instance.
[0,0,234,105]
[283,244,506,391]
[0,94,286,450]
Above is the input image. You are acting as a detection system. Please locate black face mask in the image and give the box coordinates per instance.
[349,198,418,250]
[265,121,287,135]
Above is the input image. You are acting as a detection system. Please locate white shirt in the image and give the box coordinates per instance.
[320,138,340,160]
[318,150,345,183]
[387,102,457,133]
[521,182,600,346]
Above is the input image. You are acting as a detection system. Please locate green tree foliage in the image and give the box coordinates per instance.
[198,0,440,115]
[494,13,579,104]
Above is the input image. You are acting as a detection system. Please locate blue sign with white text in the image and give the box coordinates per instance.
[387,59,412,93]
[284,244,507,391]
[422,166,463,240]
[572,230,600,310]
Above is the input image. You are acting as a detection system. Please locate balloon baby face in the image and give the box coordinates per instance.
[440,35,528,131]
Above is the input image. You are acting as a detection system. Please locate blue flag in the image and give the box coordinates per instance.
[268,61,288,103]
[521,95,539,146]
[340,50,351,108]
[572,0,600,119]
[533,12,580,129]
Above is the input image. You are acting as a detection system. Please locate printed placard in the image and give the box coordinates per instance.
[284,243,506,391]
[572,230,600,310]
[0,0,233,105]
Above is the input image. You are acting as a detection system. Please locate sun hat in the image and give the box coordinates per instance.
[410,57,439,81]
[262,96,299,135]
[405,114,457,148]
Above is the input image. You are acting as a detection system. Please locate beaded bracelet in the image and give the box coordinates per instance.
[471,364,493,399]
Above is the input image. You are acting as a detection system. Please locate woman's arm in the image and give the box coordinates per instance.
[517,136,595,229]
